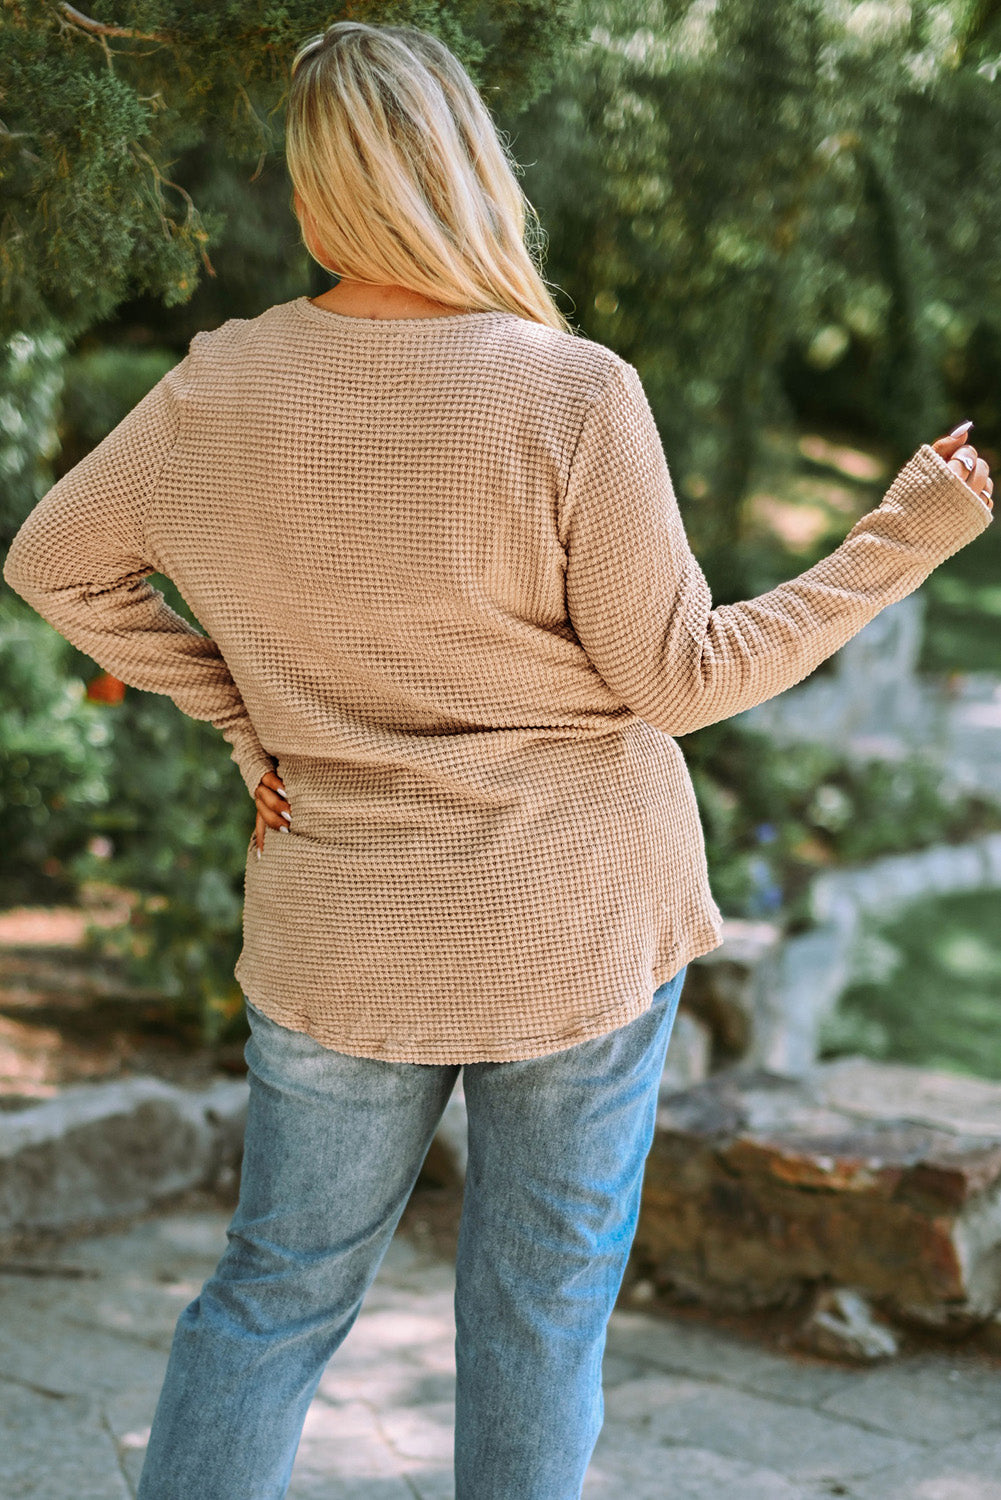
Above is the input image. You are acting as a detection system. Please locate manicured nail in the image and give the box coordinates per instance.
[275,785,289,800]
[280,808,292,822]
[280,824,289,833]
[255,845,261,860]
[948,420,974,437]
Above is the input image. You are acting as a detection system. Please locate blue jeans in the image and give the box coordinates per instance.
[136,966,687,1500]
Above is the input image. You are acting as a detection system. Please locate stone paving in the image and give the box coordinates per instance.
[2,1201,1000,1499]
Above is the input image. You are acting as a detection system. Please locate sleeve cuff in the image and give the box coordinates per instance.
[231,741,278,800]
[875,442,994,565]
[915,442,994,530]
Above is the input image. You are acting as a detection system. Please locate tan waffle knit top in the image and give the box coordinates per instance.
[4,296,993,1061]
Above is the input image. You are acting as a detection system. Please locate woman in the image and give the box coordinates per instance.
[3,20,994,1500]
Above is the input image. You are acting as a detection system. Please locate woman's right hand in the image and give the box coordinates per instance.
[931,424,994,509]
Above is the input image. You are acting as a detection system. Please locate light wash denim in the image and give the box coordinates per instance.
[136,965,688,1500]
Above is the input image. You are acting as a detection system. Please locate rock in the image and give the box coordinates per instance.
[683,920,784,1062]
[0,1076,248,1240]
[622,1277,656,1306]
[728,834,1001,1082]
[813,1055,1001,1140]
[633,1057,1001,1335]
[793,1286,899,1362]
[733,595,930,748]
[660,1010,713,1094]
[745,923,853,1078]
[811,835,1001,932]
[684,914,862,1080]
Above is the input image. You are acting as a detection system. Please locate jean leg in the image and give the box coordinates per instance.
[453,965,687,1500]
[137,1000,459,1500]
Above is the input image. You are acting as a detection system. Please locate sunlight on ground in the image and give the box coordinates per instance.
[797,433,889,483]
[746,474,866,551]
[0,885,134,947]
[746,432,884,553]
[937,930,1001,980]
[746,494,832,550]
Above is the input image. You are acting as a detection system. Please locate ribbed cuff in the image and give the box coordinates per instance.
[231,741,278,800]
[875,442,993,565]
[914,441,994,532]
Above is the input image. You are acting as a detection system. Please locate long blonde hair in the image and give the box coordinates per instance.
[285,21,574,334]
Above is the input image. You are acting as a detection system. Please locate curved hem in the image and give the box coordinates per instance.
[236,923,725,1065]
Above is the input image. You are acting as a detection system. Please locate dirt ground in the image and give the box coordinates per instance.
[0,884,254,1107]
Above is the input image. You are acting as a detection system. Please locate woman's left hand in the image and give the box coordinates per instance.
[253,770,291,856]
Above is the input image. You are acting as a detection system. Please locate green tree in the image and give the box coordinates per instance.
[517,0,1001,592]
[0,0,585,341]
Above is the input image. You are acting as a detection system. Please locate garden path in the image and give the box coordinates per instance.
[2,1200,999,1499]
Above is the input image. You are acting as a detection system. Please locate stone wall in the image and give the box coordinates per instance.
[0,1078,248,1245]
[675,835,1001,1084]
[635,1056,1001,1355]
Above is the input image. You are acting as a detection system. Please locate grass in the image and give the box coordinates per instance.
[817,890,1001,1082]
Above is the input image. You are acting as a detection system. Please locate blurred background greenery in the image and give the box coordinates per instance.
[2,0,1000,1066]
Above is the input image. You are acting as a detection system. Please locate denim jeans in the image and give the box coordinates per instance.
[136,965,687,1500]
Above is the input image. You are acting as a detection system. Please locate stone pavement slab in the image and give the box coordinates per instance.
[1,1201,999,1498]
[605,1303,860,1402]
[0,1299,169,1398]
[582,1430,814,1498]
[814,1356,1001,1445]
[601,1372,921,1482]
[846,1428,1001,1500]
[0,1381,131,1500]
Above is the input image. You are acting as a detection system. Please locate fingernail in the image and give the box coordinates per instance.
[275,785,289,800]
[280,809,292,822]
[280,825,289,833]
[948,420,974,437]
[255,845,261,860]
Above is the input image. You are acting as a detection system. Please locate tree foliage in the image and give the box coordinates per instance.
[0,593,114,904]
[517,0,1001,587]
[0,0,586,339]
[0,327,65,541]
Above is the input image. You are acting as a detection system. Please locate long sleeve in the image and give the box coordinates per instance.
[562,359,994,737]
[2,347,276,799]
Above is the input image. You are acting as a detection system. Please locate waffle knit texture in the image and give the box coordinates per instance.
[4,296,993,1061]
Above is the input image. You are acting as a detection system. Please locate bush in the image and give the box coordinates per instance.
[0,332,65,548]
[74,686,256,1047]
[0,595,114,904]
[680,721,1001,929]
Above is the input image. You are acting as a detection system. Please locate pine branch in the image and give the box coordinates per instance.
[56,3,169,43]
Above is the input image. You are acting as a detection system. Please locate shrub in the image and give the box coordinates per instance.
[0,595,113,904]
[680,721,1001,929]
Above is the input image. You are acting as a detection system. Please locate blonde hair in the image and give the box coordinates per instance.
[286,21,574,334]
